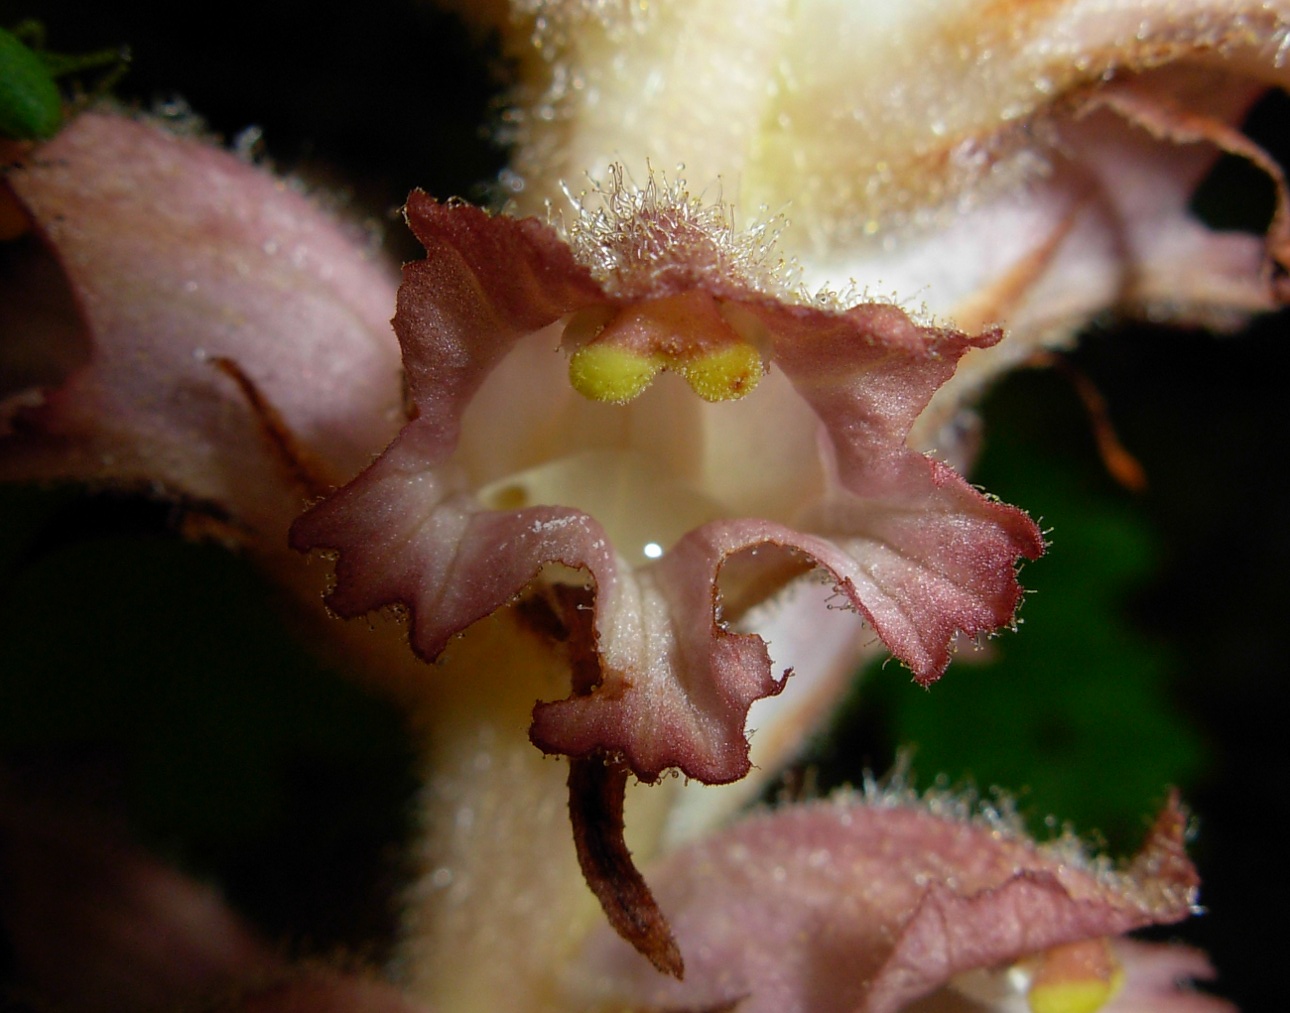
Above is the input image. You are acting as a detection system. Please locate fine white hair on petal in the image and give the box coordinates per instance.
[550,162,803,301]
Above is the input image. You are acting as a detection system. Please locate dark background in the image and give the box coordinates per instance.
[3,2,1288,1008]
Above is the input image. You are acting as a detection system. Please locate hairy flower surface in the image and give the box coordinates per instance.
[465,0,1290,442]
[290,189,1044,791]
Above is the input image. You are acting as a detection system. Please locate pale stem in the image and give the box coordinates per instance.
[392,605,678,1012]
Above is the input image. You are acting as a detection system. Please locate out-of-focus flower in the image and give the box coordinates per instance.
[454,0,1290,441]
[4,0,1290,1009]
[0,111,404,553]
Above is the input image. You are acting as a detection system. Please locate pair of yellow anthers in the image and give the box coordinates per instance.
[563,296,765,405]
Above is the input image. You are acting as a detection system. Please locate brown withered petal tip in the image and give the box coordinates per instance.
[568,755,684,979]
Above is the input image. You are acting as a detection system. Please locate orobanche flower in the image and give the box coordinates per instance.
[564,785,1216,1013]
[3,0,1289,1010]
[289,181,1045,788]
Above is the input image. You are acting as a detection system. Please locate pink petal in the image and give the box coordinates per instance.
[565,792,1213,1013]
[0,111,403,544]
[530,507,1037,785]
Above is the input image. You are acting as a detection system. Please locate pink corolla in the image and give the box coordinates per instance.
[288,187,1044,783]
[2,0,1289,1010]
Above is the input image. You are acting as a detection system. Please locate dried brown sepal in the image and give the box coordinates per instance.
[567,754,684,979]
[1027,351,1148,493]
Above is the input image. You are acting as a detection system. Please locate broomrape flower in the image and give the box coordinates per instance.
[2,0,1287,1010]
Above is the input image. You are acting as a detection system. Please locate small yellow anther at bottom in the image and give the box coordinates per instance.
[1027,940,1125,1013]
[1029,974,1125,1013]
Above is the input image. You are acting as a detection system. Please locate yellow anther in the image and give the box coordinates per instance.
[678,342,764,402]
[1028,976,1123,1013]
[1027,940,1125,1013]
[568,343,662,404]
